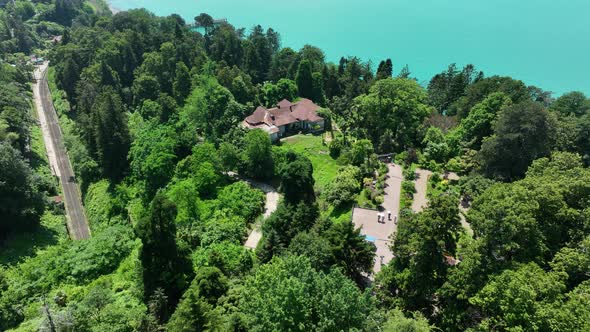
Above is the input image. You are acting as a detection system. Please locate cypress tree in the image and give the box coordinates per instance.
[296,59,314,99]
[173,61,191,105]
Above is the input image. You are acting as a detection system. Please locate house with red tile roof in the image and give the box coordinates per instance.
[242,98,325,141]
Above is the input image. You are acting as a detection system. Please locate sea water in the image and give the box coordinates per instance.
[108,0,590,96]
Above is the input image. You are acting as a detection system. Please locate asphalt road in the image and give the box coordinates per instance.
[36,65,91,240]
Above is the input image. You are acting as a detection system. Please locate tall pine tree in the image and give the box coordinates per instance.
[376,58,393,80]
[137,192,190,318]
[92,87,130,181]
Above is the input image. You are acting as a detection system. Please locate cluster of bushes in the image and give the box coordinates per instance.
[426,172,460,199]
[324,165,361,208]
[327,137,388,208]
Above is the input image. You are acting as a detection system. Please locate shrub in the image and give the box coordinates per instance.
[458,175,497,202]
[325,166,362,207]
[445,157,463,173]
[192,241,253,276]
[421,160,442,172]
[406,148,420,165]
[329,137,344,159]
[402,180,416,195]
[403,167,416,181]
[213,182,265,223]
[374,195,384,205]
[378,161,388,175]
[400,207,413,218]
[394,151,408,165]
[430,172,442,183]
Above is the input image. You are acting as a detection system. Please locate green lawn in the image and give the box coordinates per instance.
[280,134,342,190]
[280,135,353,222]
[323,203,353,223]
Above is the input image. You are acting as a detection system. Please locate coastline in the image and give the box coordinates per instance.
[105,0,120,14]
[94,0,588,96]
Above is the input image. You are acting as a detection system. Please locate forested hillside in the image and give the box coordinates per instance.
[1,1,589,331]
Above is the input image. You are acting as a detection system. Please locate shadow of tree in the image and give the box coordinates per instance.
[0,215,64,266]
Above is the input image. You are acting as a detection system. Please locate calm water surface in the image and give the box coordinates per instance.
[109,0,590,95]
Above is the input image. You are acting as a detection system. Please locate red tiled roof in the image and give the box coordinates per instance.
[277,99,294,109]
[245,106,268,125]
[243,98,324,131]
[269,108,298,126]
[444,254,461,266]
[290,98,323,122]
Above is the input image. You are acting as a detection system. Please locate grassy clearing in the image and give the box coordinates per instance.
[321,203,353,224]
[280,134,341,190]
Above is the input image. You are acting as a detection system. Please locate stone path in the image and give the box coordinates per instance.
[458,203,473,236]
[352,163,403,273]
[444,171,473,234]
[411,169,432,213]
[244,180,279,249]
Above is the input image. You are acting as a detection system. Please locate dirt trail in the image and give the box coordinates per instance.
[244,180,279,249]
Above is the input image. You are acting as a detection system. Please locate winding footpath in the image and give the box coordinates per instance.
[244,180,279,249]
[411,169,473,234]
[33,63,90,240]
[411,169,432,213]
[444,172,473,234]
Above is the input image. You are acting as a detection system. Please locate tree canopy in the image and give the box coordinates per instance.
[2,3,590,331]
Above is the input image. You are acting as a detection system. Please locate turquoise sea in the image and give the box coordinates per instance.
[109,0,590,96]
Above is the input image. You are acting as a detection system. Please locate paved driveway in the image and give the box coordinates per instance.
[352,163,403,273]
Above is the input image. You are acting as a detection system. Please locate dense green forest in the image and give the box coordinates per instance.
[1,1,590,331]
